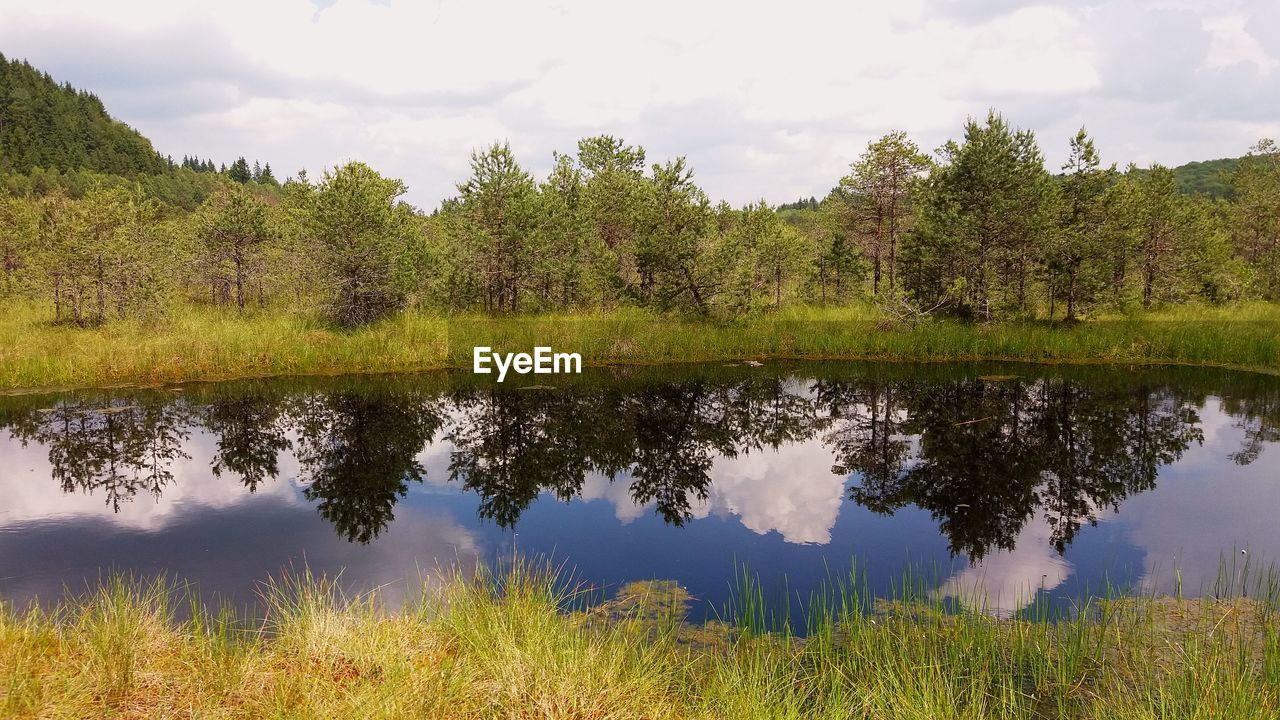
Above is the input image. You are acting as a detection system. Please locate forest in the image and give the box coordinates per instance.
[2,54,1279,330]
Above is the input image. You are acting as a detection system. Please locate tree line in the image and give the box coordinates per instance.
[2,110,1278,326]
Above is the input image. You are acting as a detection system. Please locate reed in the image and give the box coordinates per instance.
[2,299,1279,392]
[1,561,1276,718]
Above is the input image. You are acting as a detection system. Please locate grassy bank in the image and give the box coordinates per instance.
[2,300,1280,392]
[1,567,1277,719]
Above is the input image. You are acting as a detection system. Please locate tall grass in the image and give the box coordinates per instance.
[2,299,1279,391]
[2,561,1276,719]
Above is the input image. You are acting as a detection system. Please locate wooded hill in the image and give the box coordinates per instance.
[0,54,167,176]
[0,55,277,211]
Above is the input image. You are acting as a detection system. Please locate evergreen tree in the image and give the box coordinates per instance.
[1230,139,1280,299]
[456,142,539,313]
[906,111,1055,319]
[0,196,38,296]
[1111,165,1214,308]
[637,157,718,313]
[288,162,419,327]
[834,131,930,294]
[0,55,168,176]
[194,185,274,311]
[33,187,167,325]
[259,162,278,186]
[576,136,648,305]
[228,157,252,184]
[1049,129,1115,319]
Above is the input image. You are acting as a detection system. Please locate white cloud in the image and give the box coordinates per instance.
[935,513,1075,617]
[0,429,302,532]
[3,0,1275,206]
[1116,399,1280,596]
[1202,12,1278,75]
[702,439,847,544]
[575,437,847,544]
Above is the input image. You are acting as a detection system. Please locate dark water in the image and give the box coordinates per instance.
[2,362,1278,622]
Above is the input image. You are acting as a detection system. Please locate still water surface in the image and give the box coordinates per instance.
[2,362,1277,621]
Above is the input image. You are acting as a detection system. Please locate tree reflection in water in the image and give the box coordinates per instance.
[10,397,191,512]
[5,365,1275,560]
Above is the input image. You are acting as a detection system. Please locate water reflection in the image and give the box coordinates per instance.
[10,400,191,512]
[1,363,1278,616]
[826,377,1203,559]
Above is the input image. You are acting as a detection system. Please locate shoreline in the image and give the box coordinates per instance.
[3,303,1279,394]
[2,569,1275,717]
[5,352,1280,398]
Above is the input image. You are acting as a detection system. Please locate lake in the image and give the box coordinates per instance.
[2,361,1278,623]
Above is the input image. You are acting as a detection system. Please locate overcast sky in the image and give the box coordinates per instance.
[2,0,1277,208]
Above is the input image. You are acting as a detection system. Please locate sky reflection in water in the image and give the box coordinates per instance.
[1,362,1277,622]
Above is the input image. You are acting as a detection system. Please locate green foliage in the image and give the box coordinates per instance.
[722,201,809,311]
[1170,157,1240,198]
[227,157,252,184]
[192,185,276,311]
[1229,140,1280,299]
[0,54,168,177]
[454,142,539,313]
[0,164,247,212]
[776,196,820,211]
[576,135,649,306]
[1047,128,1116,319]
[2,54,1277,329]
[906,110,1056,319]
[1113,165,1219,308]
[30,186,170,326]
[287,162,422,328]
[831,131,931,295]
[0,195,37,296]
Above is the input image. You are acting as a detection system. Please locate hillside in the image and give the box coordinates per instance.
[0,56,284,211]
[0,53,169,177]
[780,155,1244,212]
[1168,157,1239,198]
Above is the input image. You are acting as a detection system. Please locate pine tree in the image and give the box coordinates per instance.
[228,157,252,184]
[1049,129,1115,319]
[194,185,274,311]
[289,162,419,327]
[1230,139,1280,299]
[456,142,538,313]
[906,111,1055,319]
[834,131,930,295]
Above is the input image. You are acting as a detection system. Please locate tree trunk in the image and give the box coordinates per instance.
[681,265,709,315]
[1066,270,1077,320]
[235,255,245,312]
[96,255,106,325]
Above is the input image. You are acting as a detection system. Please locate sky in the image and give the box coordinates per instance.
[1,0,1278,209]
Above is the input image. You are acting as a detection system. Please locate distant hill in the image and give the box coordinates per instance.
[780,155,1245,211]
[0,53,170,177]
[1167,157,1239,198]
[0,55,283,211]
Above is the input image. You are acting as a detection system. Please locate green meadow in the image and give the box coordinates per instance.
[3,300,1279,392]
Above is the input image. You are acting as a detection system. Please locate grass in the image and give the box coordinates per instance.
[1,563,1277,719]
[2,299,1279,392]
